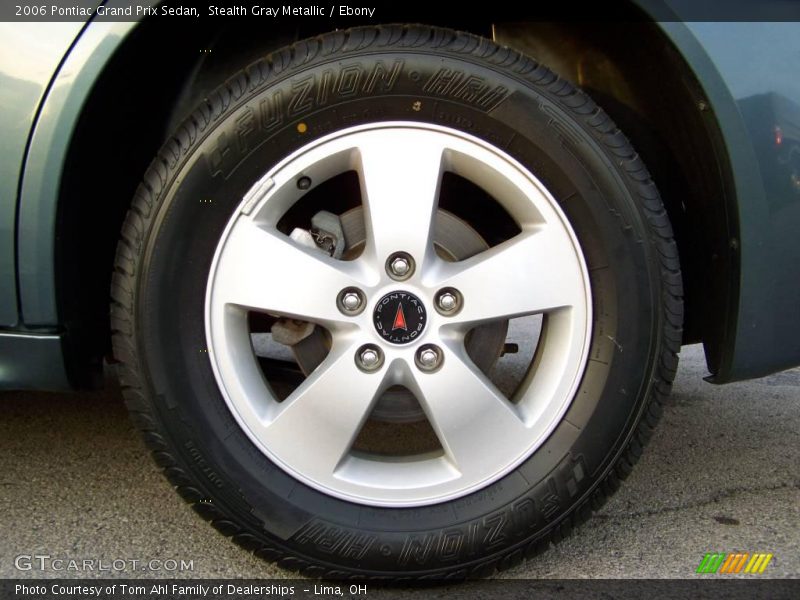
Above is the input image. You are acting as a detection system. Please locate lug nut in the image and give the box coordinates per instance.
[338,288,365,315]
[415,345,443,372]
[356,345,384,372]
[438,292,457,312]
[434,288,462,315]
[361,349,380,367]
[391,257,410,276]
[342,292,361,311]
[386,252,415,280]
[419,349,438,367]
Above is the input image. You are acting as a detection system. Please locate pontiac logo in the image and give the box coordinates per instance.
[392,304,408,331]
[374,291,426,344]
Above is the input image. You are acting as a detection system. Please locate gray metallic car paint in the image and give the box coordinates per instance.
[676,22,800,380]
[18,21,137,327]
[0,22,85,327]
[0,333,69,389]
[1,7,800,388]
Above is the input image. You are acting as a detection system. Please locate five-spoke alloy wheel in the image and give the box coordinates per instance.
[112,25,682,578]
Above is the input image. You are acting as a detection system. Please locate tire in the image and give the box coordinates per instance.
[111,25,682,579]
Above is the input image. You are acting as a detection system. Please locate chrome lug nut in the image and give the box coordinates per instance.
[415,345,443,372]
[438,292,457,312]
[360,349,380,367]
[419,349,438,367]
[386,252,415,280]
[434,288,462,315]
[391,257,410,276]
[337,288,365,315]
[356,345,384,372]
[342,292,361,311]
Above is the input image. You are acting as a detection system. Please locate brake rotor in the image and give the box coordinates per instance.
[292,207,508,422]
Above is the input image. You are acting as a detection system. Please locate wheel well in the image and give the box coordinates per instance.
[57,16,733,386]
[492,21,735,370]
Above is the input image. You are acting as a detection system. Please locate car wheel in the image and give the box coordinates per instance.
[111,25,682,578]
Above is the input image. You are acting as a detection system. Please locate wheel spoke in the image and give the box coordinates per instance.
[262,343,387,478]
[211,218,367,326]
[431,227,585,326]
[356,131,445,267]
[408,345,531,476]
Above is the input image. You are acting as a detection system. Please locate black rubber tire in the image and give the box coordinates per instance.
[111,25,683,579]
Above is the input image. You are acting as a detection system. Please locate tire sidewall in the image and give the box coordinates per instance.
[136,46,661,573]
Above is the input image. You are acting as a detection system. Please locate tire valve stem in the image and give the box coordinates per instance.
[501,343,519,357]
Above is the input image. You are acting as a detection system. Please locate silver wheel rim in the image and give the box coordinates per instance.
[205,122,592,507]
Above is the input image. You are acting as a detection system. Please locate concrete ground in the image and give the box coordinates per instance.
[0,344,797,579]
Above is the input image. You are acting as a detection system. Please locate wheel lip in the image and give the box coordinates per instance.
[204,121,593,507]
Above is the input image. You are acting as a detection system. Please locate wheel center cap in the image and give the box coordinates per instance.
[373,291,427,344]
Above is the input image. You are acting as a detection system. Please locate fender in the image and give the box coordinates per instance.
[0,21,85,327]
[656,20,800,380]
[17,20,138,327]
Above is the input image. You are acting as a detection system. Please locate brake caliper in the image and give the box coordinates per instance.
[274,211,346,345]
[309,210,346,258]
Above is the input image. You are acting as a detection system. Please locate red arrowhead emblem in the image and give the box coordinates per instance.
[392,303,408,331]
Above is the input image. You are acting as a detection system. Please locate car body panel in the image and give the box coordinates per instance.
[0,333,69,390]
[660,21,800,380]
[17,20,137,327]
[0,22,85,327]
[1,4,800,389]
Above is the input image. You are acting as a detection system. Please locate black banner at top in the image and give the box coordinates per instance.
[3,0,800,22]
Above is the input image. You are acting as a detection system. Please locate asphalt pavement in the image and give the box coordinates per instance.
[0,344,797,579]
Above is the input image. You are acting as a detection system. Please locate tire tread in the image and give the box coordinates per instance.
[110,24,683,580]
